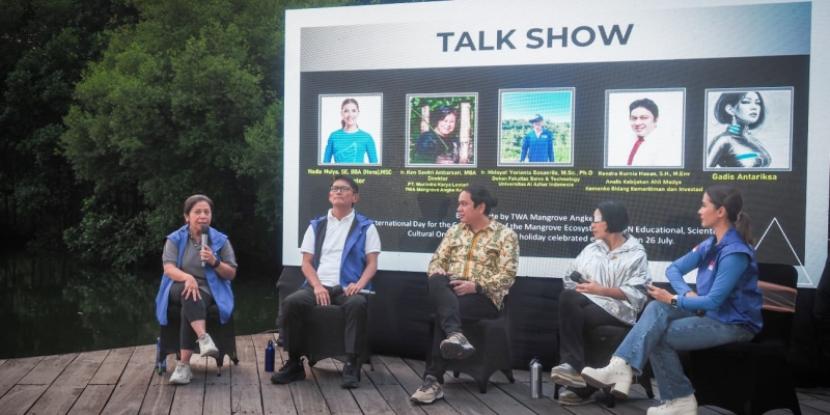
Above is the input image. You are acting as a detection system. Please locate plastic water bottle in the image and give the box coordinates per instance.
[265,340,275,372]
[529,357,542,399]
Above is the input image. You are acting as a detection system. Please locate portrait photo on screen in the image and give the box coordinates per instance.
[406,93,477,167]
[704,87,793,171]
[605,89,685,169]
[319,94,383,166]
[498,88,574,166]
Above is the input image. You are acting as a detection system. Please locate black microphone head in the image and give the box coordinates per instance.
[568,271,584,283]
[200,224,209,234]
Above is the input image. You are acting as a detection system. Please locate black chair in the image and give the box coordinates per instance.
[275,268,372,373]
[427,307,515,393]
[156,303,238,374]
[583,323,654,406]
[688,262,801,415]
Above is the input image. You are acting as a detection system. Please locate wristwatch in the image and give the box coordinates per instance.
[211,258,221,268]
[670,295,679,308]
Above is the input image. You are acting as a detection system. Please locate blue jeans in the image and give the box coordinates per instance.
[614,301,754,400]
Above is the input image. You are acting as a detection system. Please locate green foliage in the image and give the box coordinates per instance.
[3,0,392,271]
[61,0,285,268]
[0,0,137,251]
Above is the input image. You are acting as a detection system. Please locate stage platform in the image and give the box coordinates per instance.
[0,333,827,414]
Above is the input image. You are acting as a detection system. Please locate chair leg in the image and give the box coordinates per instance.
[501,369,515,383]
[477,379,488,393]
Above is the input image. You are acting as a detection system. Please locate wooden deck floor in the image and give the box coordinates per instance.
[0,334,828,414]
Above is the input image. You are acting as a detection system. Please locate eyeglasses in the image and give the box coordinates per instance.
[330,186,353,193]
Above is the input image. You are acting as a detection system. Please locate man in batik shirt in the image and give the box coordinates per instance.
[410,185,519,404]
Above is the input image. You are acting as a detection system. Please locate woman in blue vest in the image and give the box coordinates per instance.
[581,185,762,415]
[154,194,238,385]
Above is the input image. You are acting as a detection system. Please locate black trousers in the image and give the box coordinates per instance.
[558,289,628,371]
[281,285,368,360]
[169,281,214,351]
[425,275,499,378]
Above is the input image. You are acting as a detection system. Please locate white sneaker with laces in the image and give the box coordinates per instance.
[646,394,698,415]
[198,333,220,358]
[550,363,587,388]
[581,356,633,399]
[169,362,193,385]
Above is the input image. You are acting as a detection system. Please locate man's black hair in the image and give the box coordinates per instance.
[332,174,359,193]
[462,185,498,215]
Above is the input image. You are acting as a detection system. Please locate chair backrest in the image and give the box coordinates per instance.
[755,262,797,345]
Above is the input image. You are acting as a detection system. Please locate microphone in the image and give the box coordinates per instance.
[200,225,209,267]
[567,271,586,284]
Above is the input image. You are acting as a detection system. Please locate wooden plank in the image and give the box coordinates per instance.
[311,358,362,414]
[55,350,109,387]
[363,355,400,386]
[377,356,455,415]
[459,381,535,415]
[231,336,263,415]
[232,336,260,385]
[277,344,330,415]
[231,384,264,415]
[0,356,43,397]
[698,407,729,415]
[25,386,83,415]
[68,384,114,415]
[493,381,571,415]
[252,333,298,415]
[203,355,232,415]
[800,397,830,413]
[0,384,48,415]
[90,347,134,385]
[100,345,155,415]
[327,358,393,415]
[169,355,207,415]
[26,349,110,415]
[375,384,428,415]
[17,353,77,385]
[203,383,231,415]
[405,358,497,415]
[138,385,175,415]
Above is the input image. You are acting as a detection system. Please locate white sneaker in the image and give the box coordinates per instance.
[647,394,698,415]
[581,356,633,399]
[550,363,587,388]
[169,362,193,385]
[198,333,219,358]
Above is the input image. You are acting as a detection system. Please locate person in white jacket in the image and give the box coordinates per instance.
[550,200,651,405]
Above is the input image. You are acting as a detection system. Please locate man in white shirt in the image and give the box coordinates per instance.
[271,175,381,389]
[607,98,681,168]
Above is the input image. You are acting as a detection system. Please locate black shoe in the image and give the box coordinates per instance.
[341,361,360,389]
[270,358,305,384]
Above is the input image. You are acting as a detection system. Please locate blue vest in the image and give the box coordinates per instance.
[308,212,374,290]
[694,228,763,334]
[154,225,234,325]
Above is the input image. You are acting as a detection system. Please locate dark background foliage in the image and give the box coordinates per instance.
[0,0,389,274]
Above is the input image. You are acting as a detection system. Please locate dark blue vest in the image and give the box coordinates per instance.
[308,212,374,290]
[154,225,234,325]
[694,228,763,334]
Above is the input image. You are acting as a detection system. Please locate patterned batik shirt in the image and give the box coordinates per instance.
[427,219,519,308]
